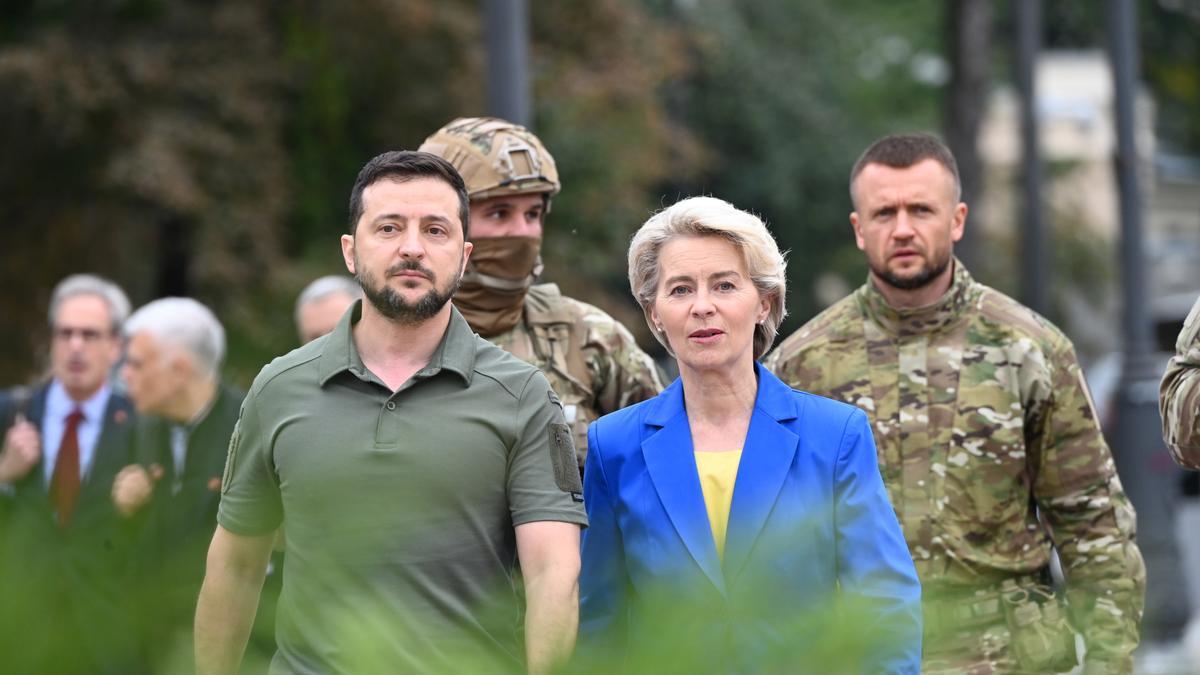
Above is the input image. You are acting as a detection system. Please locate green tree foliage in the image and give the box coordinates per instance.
[1,1,1195,383]
[1141,1,1200,153]
[0,1,290,383]
[0,0,689,383]
[648,0,945,330]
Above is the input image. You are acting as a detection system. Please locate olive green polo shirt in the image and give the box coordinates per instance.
[218,303,586,674]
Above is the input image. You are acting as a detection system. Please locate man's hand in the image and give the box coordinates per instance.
[0,414,42,484]
[112,463,165,517]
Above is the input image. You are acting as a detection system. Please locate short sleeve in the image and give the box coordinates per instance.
[217,391,283,535]
[507,371,589,528]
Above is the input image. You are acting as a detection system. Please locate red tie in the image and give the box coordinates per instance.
[50,408,84,527]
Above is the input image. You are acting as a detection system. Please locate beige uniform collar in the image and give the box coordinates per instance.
[858,257,978,337]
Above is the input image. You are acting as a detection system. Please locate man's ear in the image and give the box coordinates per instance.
[850,211,866,251]
[169,351,194,381]
[460,241,474,276]
[951,202,967,243]
[341,234,356,275]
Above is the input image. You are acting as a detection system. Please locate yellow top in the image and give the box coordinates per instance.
[694,450,743,560]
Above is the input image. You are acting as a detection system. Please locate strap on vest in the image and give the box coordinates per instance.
[524,285,594,396]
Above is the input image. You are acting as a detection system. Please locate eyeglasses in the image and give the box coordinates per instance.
[52,327,112,343]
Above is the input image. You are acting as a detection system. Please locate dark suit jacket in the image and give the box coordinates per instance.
[579,363,923,674]
[0,381,140,675]
[126,382,244,657]
[132,382,243,562]
[0,383,136,530]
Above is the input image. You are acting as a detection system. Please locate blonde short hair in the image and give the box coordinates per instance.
[628,196,787,360]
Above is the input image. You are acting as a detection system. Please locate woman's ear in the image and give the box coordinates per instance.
[649,305,663,333]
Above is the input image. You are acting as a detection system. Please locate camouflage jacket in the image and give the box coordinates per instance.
[489,283,665,468]
[1161,294,1200,469]
[765,262,1144,669]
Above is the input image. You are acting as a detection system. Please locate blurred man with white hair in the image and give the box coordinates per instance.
[294,275,361,344]
[113,297,245,669]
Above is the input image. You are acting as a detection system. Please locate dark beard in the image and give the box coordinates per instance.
[872,253,951,291]
[357,260,461,326]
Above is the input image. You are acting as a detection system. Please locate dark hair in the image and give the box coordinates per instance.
[347,150,471,238]
[849,133,961,207]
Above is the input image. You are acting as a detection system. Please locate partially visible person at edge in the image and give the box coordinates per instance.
[195,150,586,675]
[295,275,362,344]
[765,133,1145,674]
[420,117,664,465]
[110,298,247,670]
[1161,293,1200,469]
[0,273,140,674]
[578,196,922,673]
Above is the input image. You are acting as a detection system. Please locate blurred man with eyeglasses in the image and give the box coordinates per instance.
[0,273,140,675]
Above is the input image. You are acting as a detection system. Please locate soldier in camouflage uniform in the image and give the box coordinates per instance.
[420,118,664,466]
[765,133,1144,674]
[1161,293,1200,469]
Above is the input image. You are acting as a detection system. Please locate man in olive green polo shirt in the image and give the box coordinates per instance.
[195,151,587,675]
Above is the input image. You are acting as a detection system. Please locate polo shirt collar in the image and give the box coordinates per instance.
[317,300,477,387]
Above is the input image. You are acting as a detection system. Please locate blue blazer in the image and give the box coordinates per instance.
[579,363,922,674]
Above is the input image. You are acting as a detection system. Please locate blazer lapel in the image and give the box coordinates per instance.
[641,382,726,596]
[24,385,50,497]
[722,365,801,582]
[80,394,134,504]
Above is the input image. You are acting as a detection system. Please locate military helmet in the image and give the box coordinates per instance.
[419,117,560,201]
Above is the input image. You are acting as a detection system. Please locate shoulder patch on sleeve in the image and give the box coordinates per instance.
[549,422,583,494]
[222,420,241,495]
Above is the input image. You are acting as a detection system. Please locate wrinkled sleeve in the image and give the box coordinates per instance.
[590,320,665,416]
[577,421,629,663]
[507,371,589,527]
[834,408,923,674]
[216,391,283,536]
[1161,294,1200,469]
[1031,340,1145,672]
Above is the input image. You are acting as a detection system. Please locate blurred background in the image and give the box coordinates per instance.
[1,0,1198,668]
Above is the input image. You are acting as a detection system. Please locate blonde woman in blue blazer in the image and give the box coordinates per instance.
[579,197,921,673]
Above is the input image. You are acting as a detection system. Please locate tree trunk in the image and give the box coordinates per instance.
[943,0,992,271]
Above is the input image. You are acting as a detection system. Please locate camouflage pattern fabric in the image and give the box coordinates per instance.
[765,260,1145,673]
[1161,293,1200,469]
[488,283,665,468]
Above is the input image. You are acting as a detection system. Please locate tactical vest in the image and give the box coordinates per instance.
[515,284,598,467]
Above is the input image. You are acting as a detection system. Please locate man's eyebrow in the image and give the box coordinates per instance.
[371,213,453,223]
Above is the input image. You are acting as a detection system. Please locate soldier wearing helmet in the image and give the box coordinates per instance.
[420,117,664,468]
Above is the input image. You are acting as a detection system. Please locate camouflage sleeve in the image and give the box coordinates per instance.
[764,342,820,393]
[1029,338,1145,672]
[764,294,861,396]
[584,313,666,416]
[1160,294,1200,469]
